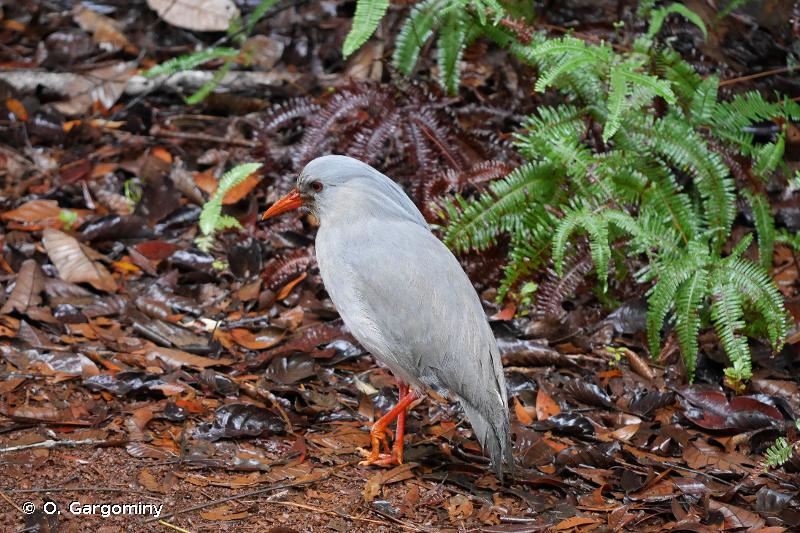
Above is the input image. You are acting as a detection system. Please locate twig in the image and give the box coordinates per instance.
[3,487,147,494]
[0,438,125,453]
[719,65,797,87]
[143,474,329,524]
[0,490,23,513]
[149,125,258,148]
[158,521,193,533]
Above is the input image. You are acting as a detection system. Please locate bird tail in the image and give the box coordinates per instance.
[461,399,514,480]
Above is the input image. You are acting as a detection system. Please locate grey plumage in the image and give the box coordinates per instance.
[299,155,512,477]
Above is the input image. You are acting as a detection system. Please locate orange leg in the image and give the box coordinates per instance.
[360,383,417,467]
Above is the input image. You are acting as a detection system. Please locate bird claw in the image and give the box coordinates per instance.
[358,427,403,467]
[358,451,403,468]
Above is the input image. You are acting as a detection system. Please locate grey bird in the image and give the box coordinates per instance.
[262,155,512,478]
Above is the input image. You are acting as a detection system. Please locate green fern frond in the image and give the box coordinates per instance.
[635,114,735,248]
[752,133,786,179]
[393,0,441,75]
[674,269,708,380]
[437,10,466,94]
[717,256,787,350]
[143,47,239,78]
[198,163,262,249]
[764,437,793,470]
[744,191,775,268]
[442,162,561,252]
[710,277,751,382]
[647,3,708,40]
[552,207,611,292]
[688,76,719,124]
[646,243,709,357]
[343,0,390,58]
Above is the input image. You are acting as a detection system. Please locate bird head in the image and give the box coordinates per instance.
[261,155,428,227]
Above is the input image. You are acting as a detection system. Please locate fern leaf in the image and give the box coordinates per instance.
[646,245,707,357]
[619,70,676,105]
[442,163,561,252]
[143,47,239,78]
[437,10,466,94]
[604,66,626,141]
[674,269,708,380]
[744,191,775,269]
[689,76,719,124]
[246,0,280,35]
[710,278,751,382]
[392,0,440,75]
[648,3,708,40]
[199,163,262,238]
[752,134,786,178]
[718,256,787,350]
[343,0,390,58]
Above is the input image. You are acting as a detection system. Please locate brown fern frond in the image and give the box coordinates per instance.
[346,110,401,164]
[409,108,467,171]
[258,97,321,133]
[534,244,593,320]
[262,248,317,291]
[294,87,392,167]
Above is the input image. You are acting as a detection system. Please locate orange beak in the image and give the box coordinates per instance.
[262,188,303,221]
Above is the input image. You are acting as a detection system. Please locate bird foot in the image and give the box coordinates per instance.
[357,424,408,468]
[358,450,403,468]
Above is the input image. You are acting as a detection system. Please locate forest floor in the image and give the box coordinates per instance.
[0,1,799,532]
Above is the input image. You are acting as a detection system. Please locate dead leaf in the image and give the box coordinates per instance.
[200,504,251,521]
[230,328,284,350]
[42,229,117,292]
[536,387,561,421]
[553,516,602,530]
[1,260,44,314]
[146,0,240,32]
[53,62,136,115]
[708,499,766,529]
[222,172,262,204]
[446,494,474,522]
[1,199,61,224]
[146,347,233,370]
[138,468,166,493]
[73,6,132,52]
[514,396,534,425]
[5,97,28,121]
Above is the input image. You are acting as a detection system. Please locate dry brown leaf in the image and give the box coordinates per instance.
[708,500,765,529]
[53,62,136,115]
[514,396,534,425]
[608,423,640,443]
[145,347,233,370]
[553,516,602,530]
[276,272,307,300]
[42,229,117,292]
[363,472,383,502]
[73,6,132,51]
[684,440,753,474]
[446,494,474,522]
[138,468,166,493]
[146,0,239,32]
[222,172,262,204]
[536,387,561,421]
[0,199,66,226]
[200,505,252,521]
[6,97,28,121]
[230,328,284,350]
[1,259,44,314]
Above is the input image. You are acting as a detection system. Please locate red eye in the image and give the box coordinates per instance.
[310,181,323,192]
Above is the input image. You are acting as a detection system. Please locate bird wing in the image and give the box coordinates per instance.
[316,216,512,475]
